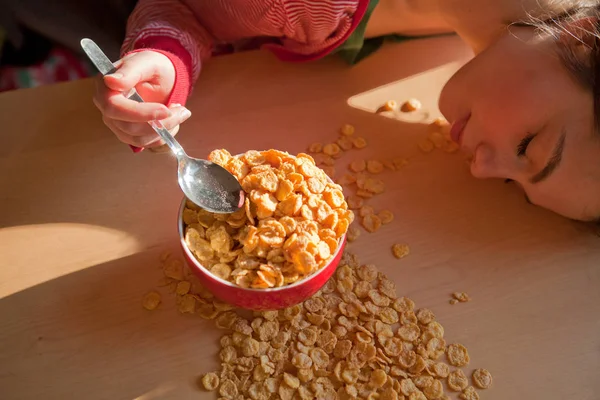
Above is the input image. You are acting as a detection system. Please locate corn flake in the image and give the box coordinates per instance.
[178,294,196,314]
[356,189,374,199]
[340,124,355,136]
[447,370,469,392]
[472,368,492,389]
[219,379,238,398]
[447,344,470,367]
[392,244,410,259]
[350,160,366,173]
[338,173,357,186]
[433,362,450,378]
[401,99,421,112]
[409,392,427,400]
[164,258,184,280]
[310,347,330,369]
[353,137,368,149]
[323,143,341,157]
[366,160,384,174]
[398,324,420,342]
[378,210,394,224]
[459,386,480,400]
[175,281,191,295]
[361,214,382,233]
[453,292,471,302]
[416,308,435,324]
[337,136,354,151]
[379,100,398,112]
[347,225,361,242]
[201,372,220,391]
[308,142,323,153]
[423,379,444,399]
[292,353,313,369]
[142,291,161,311]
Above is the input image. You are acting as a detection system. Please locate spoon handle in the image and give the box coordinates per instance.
[125,89,186,157]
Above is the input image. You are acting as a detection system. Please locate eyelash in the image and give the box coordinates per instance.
[517,134,536,157]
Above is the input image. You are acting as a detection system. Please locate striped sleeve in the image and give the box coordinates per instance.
[270,0,367,61]
[121,0,367,105]
[121,0,216,105]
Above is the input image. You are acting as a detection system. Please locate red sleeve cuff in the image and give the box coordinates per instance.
[124,37,194,106]
[122,37,195,154]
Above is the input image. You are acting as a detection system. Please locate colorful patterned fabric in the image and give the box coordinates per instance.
[0,46,94,92]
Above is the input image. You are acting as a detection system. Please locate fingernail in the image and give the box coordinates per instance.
[107,72,123,79]
[180,109,192,121]
[170,103,182,108]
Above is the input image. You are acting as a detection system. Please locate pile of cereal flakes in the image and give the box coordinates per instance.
[144,250,490,400]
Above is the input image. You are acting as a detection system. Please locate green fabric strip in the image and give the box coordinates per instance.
[333,0,452,65]
[332,0,382,65]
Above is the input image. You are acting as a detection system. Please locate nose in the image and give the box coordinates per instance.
[470,143,514,179]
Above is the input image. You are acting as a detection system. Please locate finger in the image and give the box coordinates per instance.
[101,91,171,122]
[136,106,188,148]
[103,53,159,92]
[103,116,163,148]
[94,70,171,123]
[159,105,192,131]
[112,119,154,137]
[117,129,163,148]
[148,143,171,153]
[111,105,190,137]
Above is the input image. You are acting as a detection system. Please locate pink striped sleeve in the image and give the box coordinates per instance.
[121,0,367,105]
[268,0,367,62]
[122,0,216,75]
[121,0,216,105]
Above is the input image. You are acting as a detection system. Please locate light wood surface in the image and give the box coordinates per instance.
[1,35,599,400]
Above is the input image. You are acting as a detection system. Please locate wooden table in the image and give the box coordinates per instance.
[0,35,598,400]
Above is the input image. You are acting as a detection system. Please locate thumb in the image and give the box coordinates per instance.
[104,55,156,92]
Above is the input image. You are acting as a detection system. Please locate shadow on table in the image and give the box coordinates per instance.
[0,249,221,400]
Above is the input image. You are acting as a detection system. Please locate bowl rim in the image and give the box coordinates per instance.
[178,196,347,293]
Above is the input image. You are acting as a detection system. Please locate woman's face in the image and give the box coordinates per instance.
[438,27,600,221]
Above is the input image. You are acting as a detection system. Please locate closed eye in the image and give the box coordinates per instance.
[517,134,536,157]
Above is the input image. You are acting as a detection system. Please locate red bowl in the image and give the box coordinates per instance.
[178,197,346,311]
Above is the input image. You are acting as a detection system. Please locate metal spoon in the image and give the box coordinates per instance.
[80,38,244,213]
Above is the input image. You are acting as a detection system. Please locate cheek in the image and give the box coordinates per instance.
[523,185,577,219]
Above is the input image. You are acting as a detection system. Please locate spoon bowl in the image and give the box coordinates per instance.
[177,153,244,213]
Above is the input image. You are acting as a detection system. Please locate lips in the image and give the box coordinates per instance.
[450,113,470,145]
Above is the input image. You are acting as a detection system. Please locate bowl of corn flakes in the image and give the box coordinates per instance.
[178,149,353,310]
